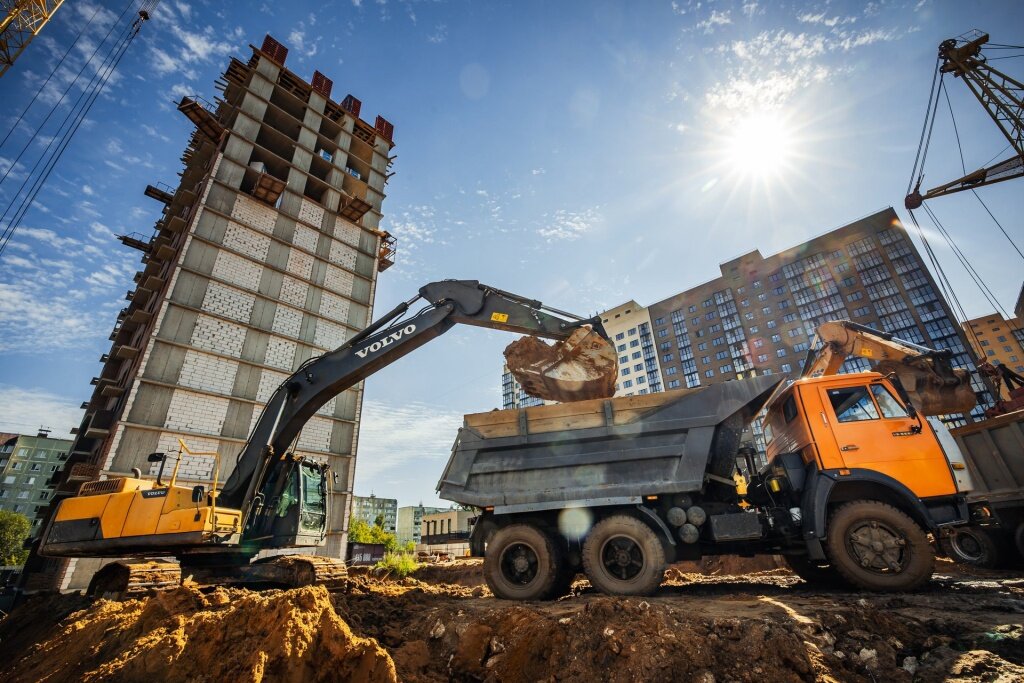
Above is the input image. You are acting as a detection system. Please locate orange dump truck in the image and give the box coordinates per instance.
[439,322,984,599]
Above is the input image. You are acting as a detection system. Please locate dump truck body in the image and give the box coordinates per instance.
[940,410,1024,566]
[438,375,782,512]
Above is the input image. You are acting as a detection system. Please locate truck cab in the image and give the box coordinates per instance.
[759,372,970,580]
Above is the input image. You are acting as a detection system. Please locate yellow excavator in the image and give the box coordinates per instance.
[34,280,617,595]
[801,320,977,416]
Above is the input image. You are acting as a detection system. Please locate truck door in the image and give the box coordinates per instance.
[819,382,956,499]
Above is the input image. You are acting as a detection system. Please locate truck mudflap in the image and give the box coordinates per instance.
[801,466,969,559]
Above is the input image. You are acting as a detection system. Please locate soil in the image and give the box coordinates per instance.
[2,557,1022,683]
[503,329,617,402]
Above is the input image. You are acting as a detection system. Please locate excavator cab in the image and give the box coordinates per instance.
[254,458,330,548]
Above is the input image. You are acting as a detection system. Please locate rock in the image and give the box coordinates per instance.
[558,617,572,625]
[858,648,879,670]
[604,627,615,637]
[902,656,918,675]
[430,619,446,639]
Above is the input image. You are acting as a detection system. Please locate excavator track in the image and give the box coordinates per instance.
[248,554,349,590]
[87,561,182,599]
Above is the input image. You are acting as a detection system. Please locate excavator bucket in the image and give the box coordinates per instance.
[875,360,977,416]
[504,326,618,403]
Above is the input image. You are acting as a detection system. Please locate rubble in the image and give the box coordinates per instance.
[1,558,1021,683]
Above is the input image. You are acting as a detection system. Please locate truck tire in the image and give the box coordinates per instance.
[825,500,934,592]
[484,524,562,601]
[940,526,1002,569]
[582,515,666,596]
[783,555,849,588]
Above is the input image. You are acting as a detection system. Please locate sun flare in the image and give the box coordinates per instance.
[725,111,796,180]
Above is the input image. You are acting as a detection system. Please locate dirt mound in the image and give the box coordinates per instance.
[0,585,395,683]
[411,559,485,588]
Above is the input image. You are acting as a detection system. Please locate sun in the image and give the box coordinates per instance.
[724,111,796,181]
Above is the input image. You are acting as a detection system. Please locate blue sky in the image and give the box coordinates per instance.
[0,0,1021,508]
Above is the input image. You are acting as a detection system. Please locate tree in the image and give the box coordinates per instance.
[348,517,397,552]
[0,510,31,565]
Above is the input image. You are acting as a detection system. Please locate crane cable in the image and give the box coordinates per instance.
[941,79,1024,262]
[0,1,108,151]
[0,0,137,191]
[0,2,158,261]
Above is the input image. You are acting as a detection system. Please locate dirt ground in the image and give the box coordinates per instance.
[1,557,1022,683]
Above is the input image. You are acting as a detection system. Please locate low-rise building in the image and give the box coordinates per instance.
[396,504,448,546]
[0,430,72,534]
[419,508,474,556]
[962,313,1024,374]
[351,494,398,533]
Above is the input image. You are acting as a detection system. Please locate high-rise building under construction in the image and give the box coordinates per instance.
[39,35,396,589]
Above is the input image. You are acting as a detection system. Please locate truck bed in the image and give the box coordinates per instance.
[436,375,781,512]
[952,409,1024,504]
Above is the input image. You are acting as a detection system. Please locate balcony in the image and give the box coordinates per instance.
[82,410,115,440]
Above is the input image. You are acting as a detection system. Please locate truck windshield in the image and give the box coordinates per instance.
[827,386,879,422]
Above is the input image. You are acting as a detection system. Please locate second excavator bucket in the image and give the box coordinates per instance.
[875,359,977,416]
[504,326,618,403]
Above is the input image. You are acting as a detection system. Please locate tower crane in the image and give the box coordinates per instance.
[0,0,66,77]
[905,30,1023,209]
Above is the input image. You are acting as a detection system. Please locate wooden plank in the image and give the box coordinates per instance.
[464,387,696,438]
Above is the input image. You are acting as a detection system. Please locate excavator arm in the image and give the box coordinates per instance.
[220,279,616,538]
[801,320,977,416]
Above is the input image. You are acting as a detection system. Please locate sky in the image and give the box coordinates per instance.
[0,0,1021,508]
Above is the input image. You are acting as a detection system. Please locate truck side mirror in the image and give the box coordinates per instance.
[192,485,205,503]
[147,452,165,463]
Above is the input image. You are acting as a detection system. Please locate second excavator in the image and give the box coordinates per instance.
[33,280,617,595]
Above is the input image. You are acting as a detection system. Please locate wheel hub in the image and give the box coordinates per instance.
[601,536,645,581]
[500,542,539,585]
[848,520,907,573]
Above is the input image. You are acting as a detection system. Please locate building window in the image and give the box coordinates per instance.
[704,369,715,378]
[623,379,633,388]
[703,299,713,308]
[762,307,771,315]
[668,379,681,388]
[657,328,668,337]
[654,317,665,326]
[753,280,762,288]
[758,293,768,301]
[842,276,857,288]
[794,342,809,352]
[853,306,870,317]
[781,363,792,373]
[630,340,639,348]
[749,326,759,334]
[771,334,781,343]
[778,301,790,310]
[997,335,1007,343]
[783,313,797,323]
[622,367,631,375]
[777,348,787,357]
[620,355,628,363]
[632,351,642,360]
[617,344,626,352]
[753,339,764,348]
[701,356,710,364]
[766,320,777,329]
[688,305,697,313]
[665,366,678,375]
[757,354,768,362]
[634,363,643,372]
[706,311,717,320]
[663,353,674,362]
[615,332,625,341]
[628,327,637,336]
[788,328,802,338]
[712,336,725,346]
[716,350,729,360]
[697,342,707,351]
[772,286,785,295]
[636,376,646,384]
[847,291,863,302]
[769,272,781,282]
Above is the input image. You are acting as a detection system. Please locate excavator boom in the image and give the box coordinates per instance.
[802,320,976,416]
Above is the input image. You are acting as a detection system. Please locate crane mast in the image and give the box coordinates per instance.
[0,0,66,77]
[905,31,1024,209]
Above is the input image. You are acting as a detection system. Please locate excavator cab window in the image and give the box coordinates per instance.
[299,465,326,533]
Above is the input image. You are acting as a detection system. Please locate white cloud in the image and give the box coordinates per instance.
[537,208,601,242]
[353,400,463,481]
[797,12,857,27]
[696,9,731,34]
[427,24,447,44]
[531,168,546,175]
[0,385,84,438]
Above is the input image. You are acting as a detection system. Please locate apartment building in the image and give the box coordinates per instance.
[962,313,1024,374]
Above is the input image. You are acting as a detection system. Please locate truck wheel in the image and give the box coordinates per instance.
[783,555,849,588]
[825,500,934,592]
[484,524,562,601]
[582,515,666,596]
[940,527,1001,568]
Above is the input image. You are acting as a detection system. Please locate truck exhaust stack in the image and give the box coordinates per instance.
[503,326,618,403]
